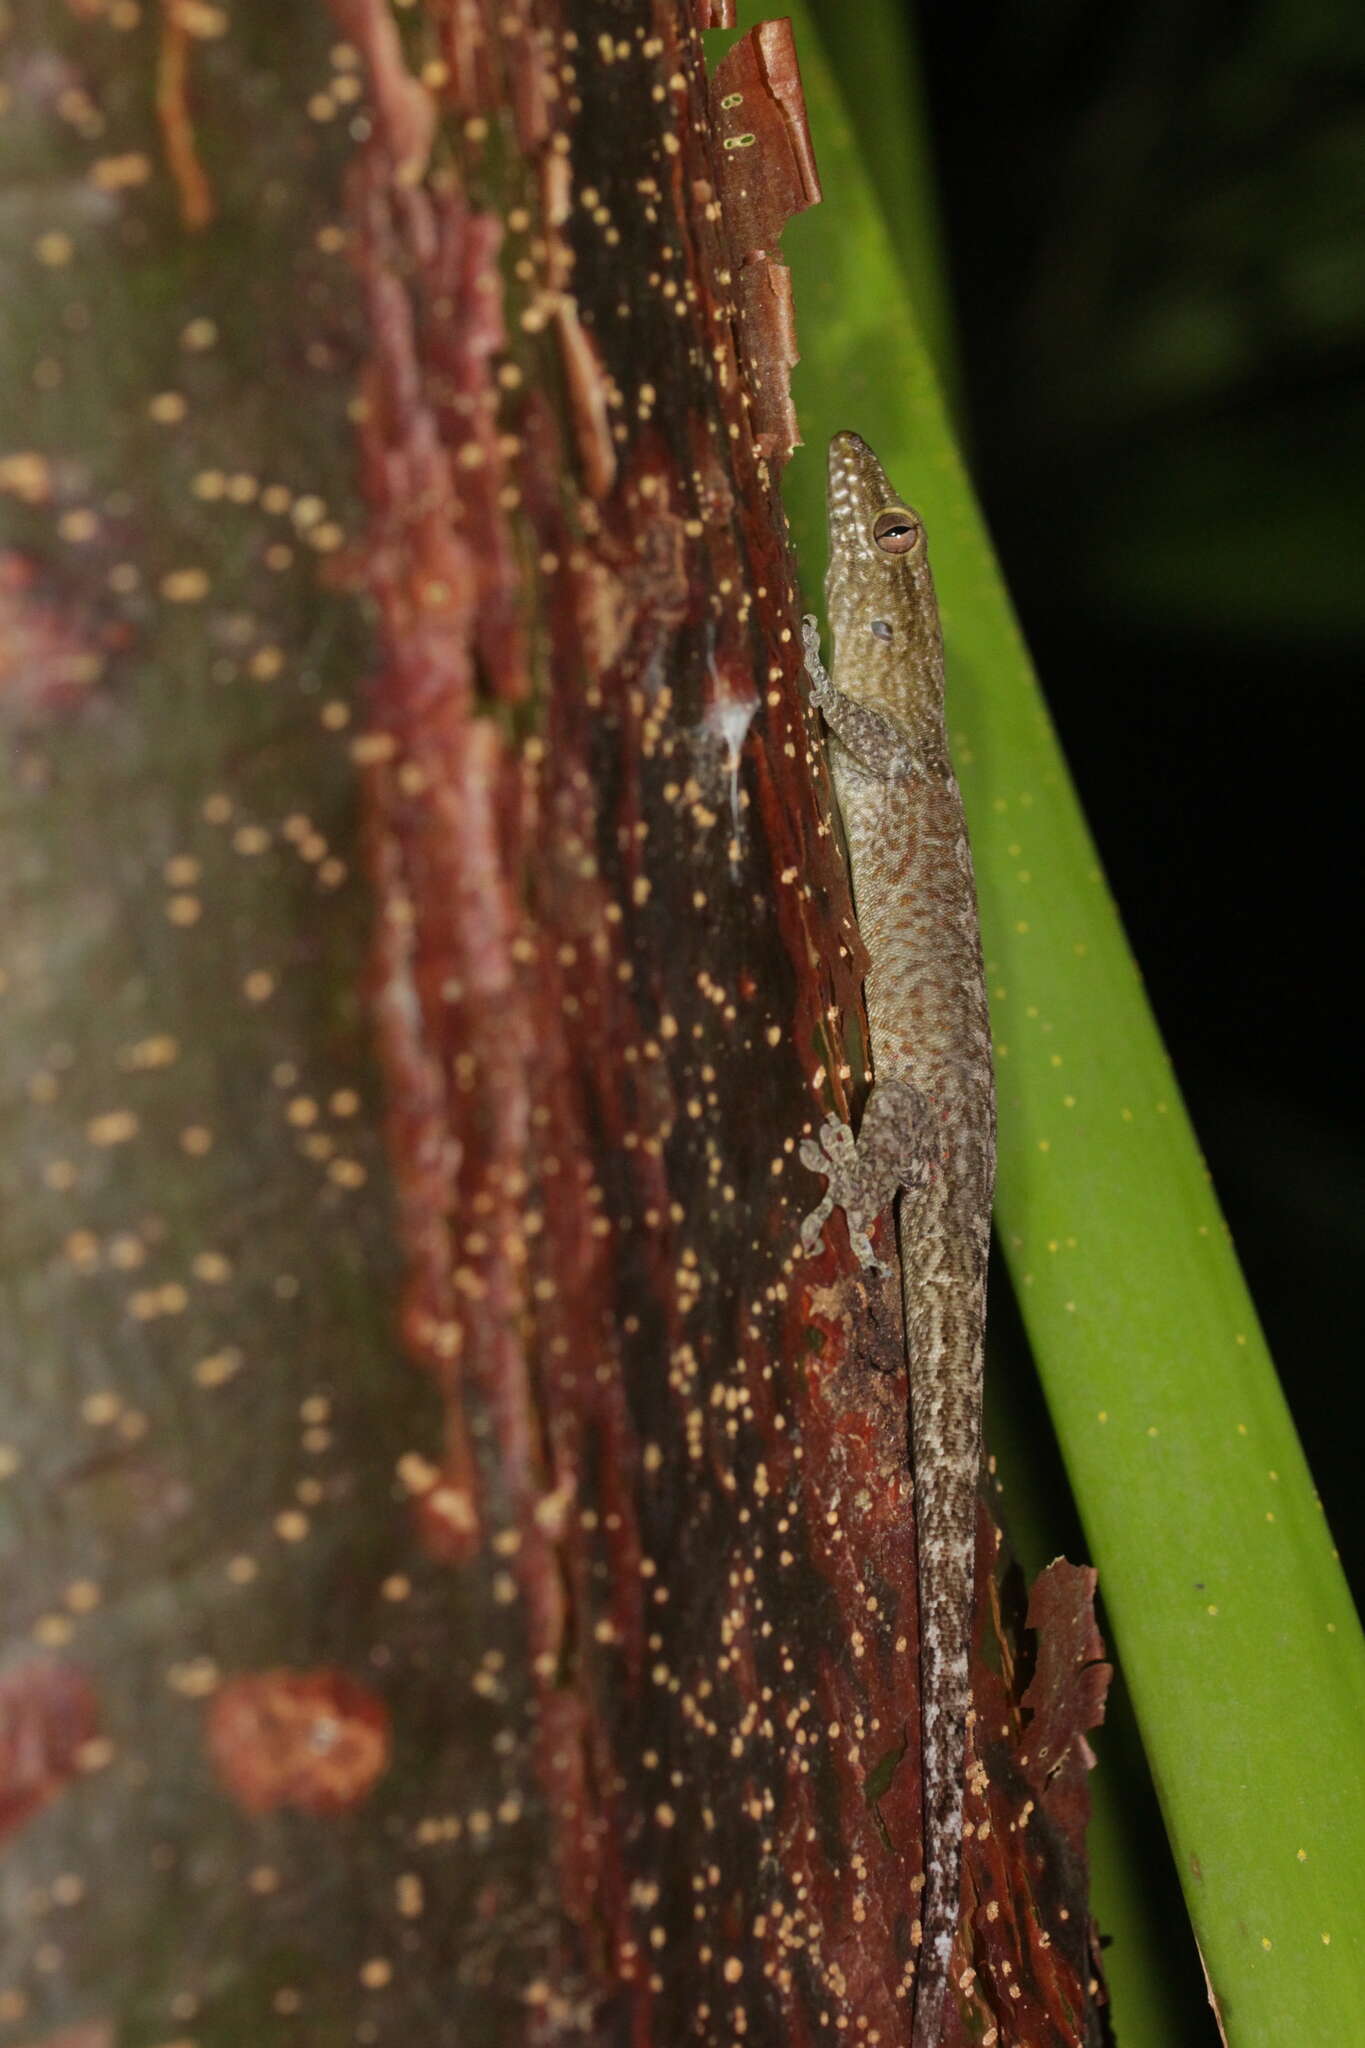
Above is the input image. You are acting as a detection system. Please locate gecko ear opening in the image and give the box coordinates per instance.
[872,509,921,555]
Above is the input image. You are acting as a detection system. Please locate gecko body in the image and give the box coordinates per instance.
[800,432,995,2048]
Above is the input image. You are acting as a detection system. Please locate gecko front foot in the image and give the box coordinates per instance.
[802,614,837,716]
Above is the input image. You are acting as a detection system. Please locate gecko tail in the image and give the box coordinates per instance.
[910,1705,967,2048]
[910,1904,959,2048]
[904,1296,981,2048]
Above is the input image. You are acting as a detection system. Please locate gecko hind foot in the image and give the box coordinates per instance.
[799,1078,936,1277]
[799,1114,893,1276]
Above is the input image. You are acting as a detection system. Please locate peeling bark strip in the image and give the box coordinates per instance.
[343,5,1109,2045]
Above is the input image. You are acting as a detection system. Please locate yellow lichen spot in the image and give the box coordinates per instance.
[1260,1937,1272,1951]
[179,0,228,35]
[86,1110,139,1147]
[58,508,100,543]
[0,451,53,502]
[160,567,210,602]
[1297,1848,1307,1862]
[130,1282,189,1319]
[193,1349,242,1388]
[117,1034,179,1071]
[1207,1604,1219,1616]
[167,1657,220,1697]
[35,231,75,267]
[350,731,397,766]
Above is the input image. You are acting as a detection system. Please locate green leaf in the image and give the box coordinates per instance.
[772,6,1365,2045]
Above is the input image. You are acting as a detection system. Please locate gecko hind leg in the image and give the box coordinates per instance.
[800,1076,934,1275]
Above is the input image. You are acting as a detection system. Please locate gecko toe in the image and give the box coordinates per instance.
[848,1227,888,1272]
[820,1115,855,1157]
[799,1193,834,1251]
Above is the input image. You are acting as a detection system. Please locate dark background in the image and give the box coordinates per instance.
[914,0,1365,1599]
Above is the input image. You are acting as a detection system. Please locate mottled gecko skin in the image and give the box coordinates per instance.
[800,433,996,2048]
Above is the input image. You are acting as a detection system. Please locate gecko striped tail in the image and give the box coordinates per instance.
[903,1215,984,2048]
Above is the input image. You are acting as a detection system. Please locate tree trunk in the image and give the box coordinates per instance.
[0,3,1108,2042]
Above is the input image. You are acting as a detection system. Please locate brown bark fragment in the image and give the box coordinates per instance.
[205,1667,391,1814]
[155,0,216,228]
[0,1665,101,1844]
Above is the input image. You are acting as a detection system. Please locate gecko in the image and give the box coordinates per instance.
[799,431,996,2048]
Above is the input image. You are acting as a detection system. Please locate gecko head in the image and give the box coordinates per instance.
[825,431,939,693]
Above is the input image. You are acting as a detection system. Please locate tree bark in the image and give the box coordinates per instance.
[0,3,1109,2043]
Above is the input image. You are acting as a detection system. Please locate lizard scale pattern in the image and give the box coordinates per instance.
[800,432,996,2048]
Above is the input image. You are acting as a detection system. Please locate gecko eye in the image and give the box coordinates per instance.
[870,620,893,641]
[872,509,921,555]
